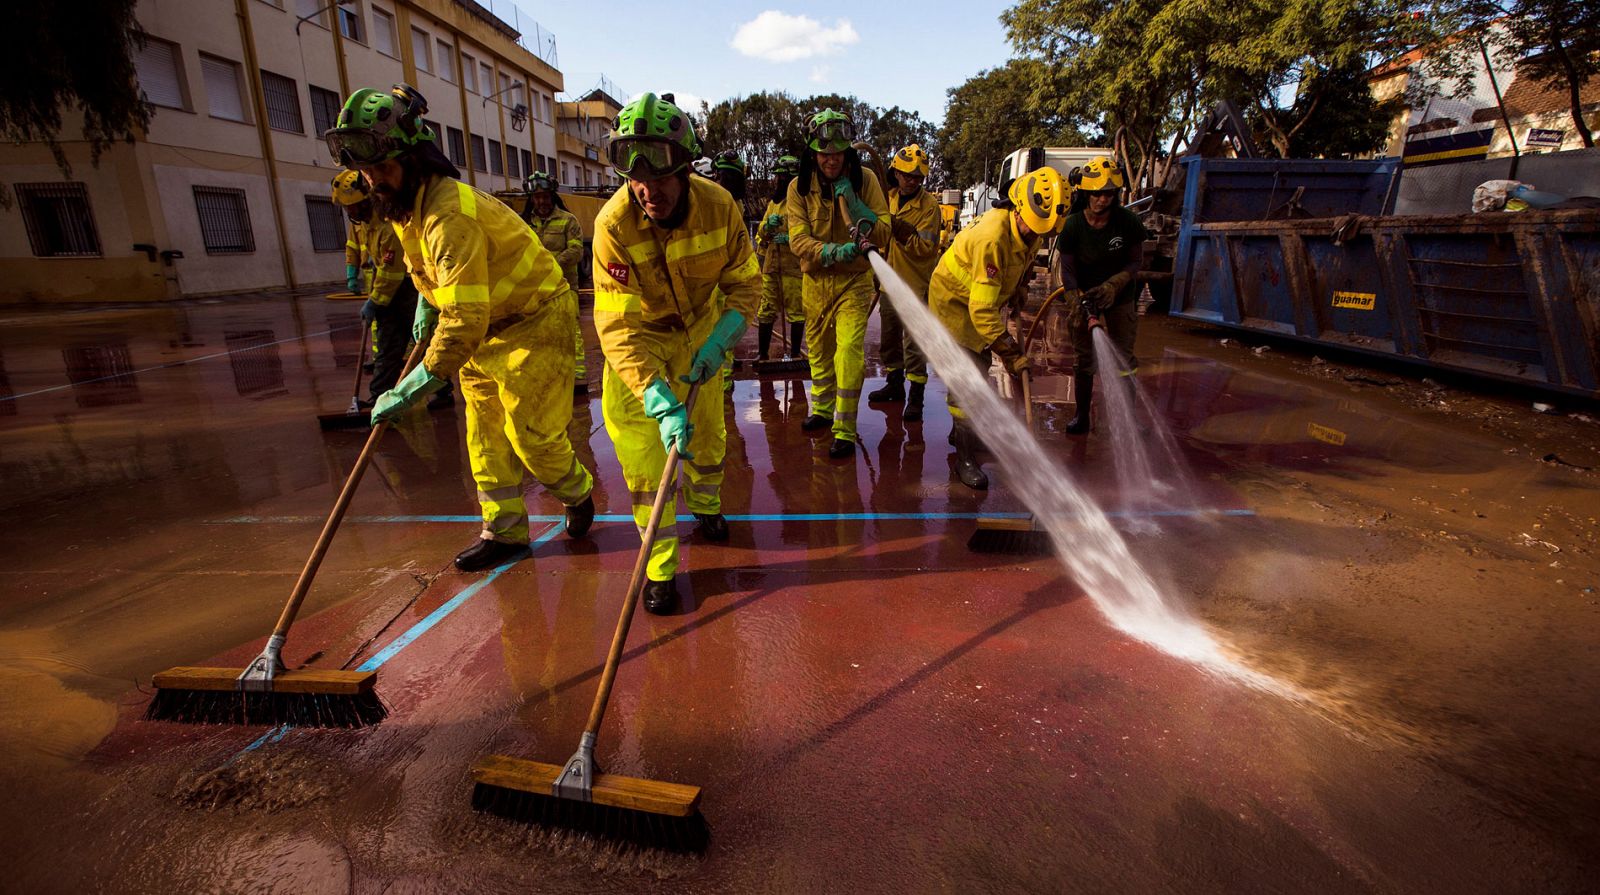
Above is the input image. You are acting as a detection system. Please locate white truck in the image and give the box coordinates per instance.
[959,146,1106,229]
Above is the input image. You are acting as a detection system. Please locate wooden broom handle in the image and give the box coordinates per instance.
[1020,368,1034,430]
[348,324,369,400]
[585,384,700,736]
[270,338,429,637]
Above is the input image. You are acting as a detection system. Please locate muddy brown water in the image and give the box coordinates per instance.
[0,291,1596,892]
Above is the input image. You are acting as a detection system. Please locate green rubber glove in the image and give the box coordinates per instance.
[832,180,878,226]
[371,362,447,424]
[682,311,747,385]
[643,379,693,459]
[413,300,439,342]
[820,242,861,268]
[774,232,789,245]
[345,264,362,293]
[763,212,784,234]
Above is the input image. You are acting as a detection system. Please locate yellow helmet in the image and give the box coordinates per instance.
[330,169,370,206]
[890,144,929,178]
[1078,156,1124,193]
[1008,166,1067,236]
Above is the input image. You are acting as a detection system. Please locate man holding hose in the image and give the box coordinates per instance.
[928,166,1066,490]
[591,93,761,614]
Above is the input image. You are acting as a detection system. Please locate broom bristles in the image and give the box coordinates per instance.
[144,687,388,728]
[471,782,710,853]
[966,527,1054,556]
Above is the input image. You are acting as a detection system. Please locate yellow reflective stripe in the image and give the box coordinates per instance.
[940,251,973,287]
[434,283,490,305]
[728,252,759,282]
[625,242,659,264]
[491,241,542,303]
[454,181,478,218]
[566,238,583,248]
[594,289,640,314]
[665,227,727,262]
[971,282,1001,306]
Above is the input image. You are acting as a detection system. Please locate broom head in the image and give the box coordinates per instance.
[470,754,708,852]
[144,666,386,727]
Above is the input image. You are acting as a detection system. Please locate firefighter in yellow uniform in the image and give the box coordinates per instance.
[754,153,805,361]
[326,84,596,571]
[866,144,941,423]
[928,166,1066,490]
[334,170,420,403]
[785,109,891,460]
[522,171,589,393]
[592,93,760,614]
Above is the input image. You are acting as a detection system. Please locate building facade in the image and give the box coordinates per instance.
[0,0,564,303]
[555,89,621,191]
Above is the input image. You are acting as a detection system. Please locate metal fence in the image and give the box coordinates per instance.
[1394,147,1600,215]
[476,0,557,68]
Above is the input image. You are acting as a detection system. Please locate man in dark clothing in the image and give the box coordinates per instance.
[1055,156,1148,434]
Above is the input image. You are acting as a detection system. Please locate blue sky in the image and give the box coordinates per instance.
[519,2,1016,126]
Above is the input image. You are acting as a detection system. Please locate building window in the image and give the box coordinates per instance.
[446,126,466,167]
[520,149,532,179]
[506,146,520,179]
[305,196,344,252]
[337,4,363,42]
[134,37,187,111]
[488,139,503,175]
[545,155,556,176]
[260,70,303,133]
[371,7,397,57]
[561,161,569,184]
[200,54,246,122]
[411,27,431,73]
[193,186,255,254]
[512,81,524,113]
[461,52,477,93]
[309,85,341,136]
[470,135,486,172]
[479,62,493,97]
[16,183,102,257]
[435,39,454,82]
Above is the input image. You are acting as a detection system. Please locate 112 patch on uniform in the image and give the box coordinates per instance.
[606,262,630,285]
[985,264,999,279]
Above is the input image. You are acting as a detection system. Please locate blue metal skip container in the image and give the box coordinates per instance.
[1170,158,1600,397]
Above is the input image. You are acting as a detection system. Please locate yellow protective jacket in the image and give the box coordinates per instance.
[345,219,408,305]
[591,177,762,400]
[392,175,571,379]
[784,169,891,279]
[886,188,941,297]
[755,198,801,278]
[526,208,584,289]
[928,208,1040,352]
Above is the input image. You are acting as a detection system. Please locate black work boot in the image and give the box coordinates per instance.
[694,512,729,541]
[643,578,679,614]
[954,425,989,490]
[828,437,856,460]
[903,381,925,423]
[801,413,831,433]
[789,321,805,357]
[867,370,905,404]
[1065,373,1094,435]
[454,538,526,572]
[757,321,774,360]
[564,494,595,539]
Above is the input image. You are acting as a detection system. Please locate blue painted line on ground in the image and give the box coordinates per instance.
[1,325,355,403]
[207,509,1254,525]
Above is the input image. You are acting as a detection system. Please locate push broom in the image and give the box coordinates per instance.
[144,340,428,727]
[318,324,374,430]
[470,385,708,853]
[752,272,808,376]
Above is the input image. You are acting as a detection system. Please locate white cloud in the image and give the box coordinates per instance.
[808,65,830,84]
[731,11,859,63]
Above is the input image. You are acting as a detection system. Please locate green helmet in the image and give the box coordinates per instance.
[525,171,557,195]
[773,154,800,177]
[324,85,435,167]
[808,109,855,153]
[713,150,747,177]
[607,92,701,178]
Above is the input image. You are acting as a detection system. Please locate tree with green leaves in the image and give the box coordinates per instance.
[0,1,151,204]
[937,59,1090,188]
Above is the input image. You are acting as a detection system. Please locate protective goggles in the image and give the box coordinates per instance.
[607,138,692,178]
[324,129,400,167]
[809,120,855,151]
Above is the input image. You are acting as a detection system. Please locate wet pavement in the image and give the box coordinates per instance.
[1,289,1597,892]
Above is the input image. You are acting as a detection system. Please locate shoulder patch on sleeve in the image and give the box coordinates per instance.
[606,262,630,285]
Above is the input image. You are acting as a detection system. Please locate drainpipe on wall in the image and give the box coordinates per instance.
[235,0,298,288]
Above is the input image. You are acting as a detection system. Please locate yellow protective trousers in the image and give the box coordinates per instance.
[461,289,594,543]
[574,313,587,380]
[758,272,805,324]
[601,350,727,582]
[803,269,874,441]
